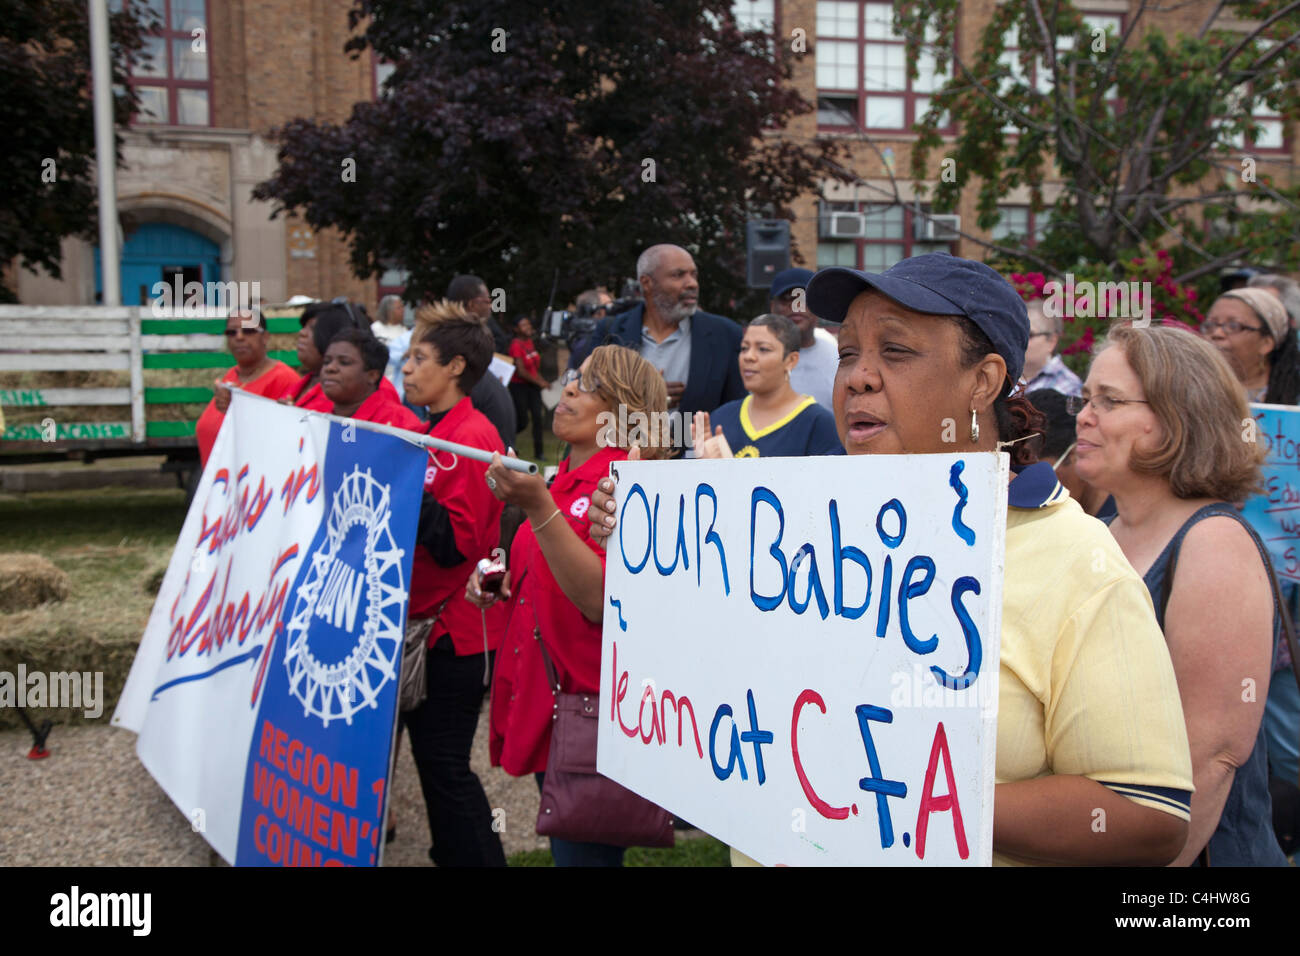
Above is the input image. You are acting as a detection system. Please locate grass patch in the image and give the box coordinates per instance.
[507,835,730,867]
[0,487,188,729]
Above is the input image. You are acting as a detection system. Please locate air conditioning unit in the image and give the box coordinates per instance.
[917,213,962,241]
[820,211,867,239]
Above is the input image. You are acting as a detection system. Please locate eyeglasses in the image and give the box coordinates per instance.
[1201,320,1266,336]
[1066,394,1149,415]
[1028,331,1054,339]
[224,327,262,337]
[560,367,603,394]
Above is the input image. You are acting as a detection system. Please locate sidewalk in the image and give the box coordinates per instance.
[0,701,548,866]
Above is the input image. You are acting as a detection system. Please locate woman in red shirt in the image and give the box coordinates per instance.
[320,328,424,429]
[467,344,669,866]
[283,302,358,411]
[507,315,550,459]
[282,301,405,412]
[398,310,509,866]
[195,308,300,465]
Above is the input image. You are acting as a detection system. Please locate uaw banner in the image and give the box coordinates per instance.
[1243,403,1300,587]
[113,390,427,866]
[598,453,1008,866]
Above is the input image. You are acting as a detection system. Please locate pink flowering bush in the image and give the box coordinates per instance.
[1008,249,1206,375]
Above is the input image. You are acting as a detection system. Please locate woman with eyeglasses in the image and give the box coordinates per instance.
[1076,324,1286,865]
[1026,388,1114,518]
[465,345,669,866]
[1202,288,1298,405]
[195,308,300,465]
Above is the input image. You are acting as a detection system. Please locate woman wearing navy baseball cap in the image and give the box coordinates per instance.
[589,253,1196,867]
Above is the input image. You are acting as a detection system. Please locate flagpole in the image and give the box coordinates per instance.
[230,388,540,474]
[89,0,121,306]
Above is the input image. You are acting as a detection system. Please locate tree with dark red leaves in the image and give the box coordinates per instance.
[0,0,153,302]
[253,0,842,315]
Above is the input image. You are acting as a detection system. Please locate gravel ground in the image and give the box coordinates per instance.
[0,700,548,866]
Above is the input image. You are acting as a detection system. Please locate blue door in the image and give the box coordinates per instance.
[95,223,222,305]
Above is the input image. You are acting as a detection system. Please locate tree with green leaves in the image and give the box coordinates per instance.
[894,0,1299,297]
[0,0,152,302]
[252,0,841,314]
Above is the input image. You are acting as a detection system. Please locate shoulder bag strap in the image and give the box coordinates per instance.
[517,583,561,694]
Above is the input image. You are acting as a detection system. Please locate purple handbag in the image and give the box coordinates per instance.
[532,625,674,848]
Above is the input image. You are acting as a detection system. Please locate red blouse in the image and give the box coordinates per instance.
[489,444,624,776]
[408,396,507,655]
[283,373,402,413]
[347,386,425,431]
[508,338,541,383]
[195,361,301,465]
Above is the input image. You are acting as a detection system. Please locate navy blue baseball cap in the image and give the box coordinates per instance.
[806,253,1030,392]
[769,267,815,301]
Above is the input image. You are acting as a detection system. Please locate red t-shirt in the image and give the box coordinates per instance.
[408,396,507,655]
[346,386,425,431]
[196,361,301,465]
[489,444,624,776]
[508,338,541,383]
[284,373,402,412]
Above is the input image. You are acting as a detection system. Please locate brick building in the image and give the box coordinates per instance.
[737,0,1295,274]
[16,0,391,309]
[12,1,1295,306]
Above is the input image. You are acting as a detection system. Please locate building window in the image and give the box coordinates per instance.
[372,40,397,100]
[734,0,776,32]
[816,1,951,133]
[818,201,956,270]
[128,0,211,126]
[992,205,1051,245]
[1225,86,1286,153]
[997,12,1122,124]
[377,263,409,302]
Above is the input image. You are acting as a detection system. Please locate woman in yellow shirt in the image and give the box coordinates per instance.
[592,255,1194,866]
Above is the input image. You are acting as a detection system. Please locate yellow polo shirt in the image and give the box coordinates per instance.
[733,464,1193,866]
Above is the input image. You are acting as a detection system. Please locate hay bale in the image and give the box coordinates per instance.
[0,553,71,612]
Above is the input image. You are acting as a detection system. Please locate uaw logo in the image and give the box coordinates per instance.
[282,467,407,726]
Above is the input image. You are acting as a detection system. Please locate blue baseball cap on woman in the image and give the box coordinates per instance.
[806,253,1030,392]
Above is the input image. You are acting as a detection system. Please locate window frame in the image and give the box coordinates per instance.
[126,0,213,127]
[991,204,1051,247]
[733,0,780,36]
[815,1,957,135]
[997,9,1125,128]
[1227,83,1289,156]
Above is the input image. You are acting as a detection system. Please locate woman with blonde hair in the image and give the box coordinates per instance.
[466,345,668,866]
[1075,324,1287,865]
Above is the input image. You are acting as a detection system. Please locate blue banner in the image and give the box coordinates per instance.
[233,420,425,866]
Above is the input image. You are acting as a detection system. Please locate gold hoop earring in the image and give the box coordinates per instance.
[970,408,979,443]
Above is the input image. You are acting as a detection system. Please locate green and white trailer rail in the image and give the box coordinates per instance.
[0,305,301,472]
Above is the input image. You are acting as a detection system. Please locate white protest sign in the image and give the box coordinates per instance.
[597,453,1007,866]
[489,354,515,387]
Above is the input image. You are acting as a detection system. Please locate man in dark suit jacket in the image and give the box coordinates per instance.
[568,244,744,419]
